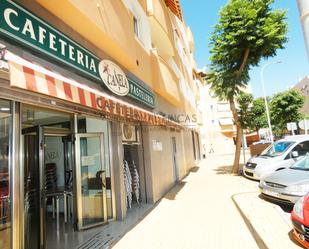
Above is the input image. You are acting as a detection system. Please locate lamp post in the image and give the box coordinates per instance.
[260,61,282,144]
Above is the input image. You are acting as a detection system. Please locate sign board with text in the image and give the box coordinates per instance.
[287,122,297,131]
[0,0,155,108]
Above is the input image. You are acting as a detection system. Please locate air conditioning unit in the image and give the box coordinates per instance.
[121,124,137,142]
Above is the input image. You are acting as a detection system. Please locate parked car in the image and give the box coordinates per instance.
[291,194,309,248]
[259,155,309,204]
[243,135,309,180]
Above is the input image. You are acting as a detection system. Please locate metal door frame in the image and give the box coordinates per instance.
[22,127,75,249]
[75,133,107,230]
[21,125,45,249]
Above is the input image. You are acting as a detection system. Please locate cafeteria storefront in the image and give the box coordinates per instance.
[0,1,183,249]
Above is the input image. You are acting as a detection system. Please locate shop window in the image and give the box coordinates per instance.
[0,99,11,249]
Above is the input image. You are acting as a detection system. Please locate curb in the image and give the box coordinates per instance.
[232,191,297,249]
[231,192,269,249]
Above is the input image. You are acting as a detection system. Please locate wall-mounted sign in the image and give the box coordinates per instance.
[152,140,163,151]
[0,0,101,81]
[98,60,129,96]
[128,78,155,108]
[0,0,155,108]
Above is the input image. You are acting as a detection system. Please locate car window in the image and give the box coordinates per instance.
[290,155,309,170]
[292,141,309,156]
[260,141,294,157]
[284,154,291,160]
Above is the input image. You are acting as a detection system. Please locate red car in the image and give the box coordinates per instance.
[291,194,309,248]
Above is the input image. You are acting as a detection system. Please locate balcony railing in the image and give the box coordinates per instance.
[150,49,180,106]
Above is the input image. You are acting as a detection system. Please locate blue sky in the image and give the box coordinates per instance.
[179,0,309,98]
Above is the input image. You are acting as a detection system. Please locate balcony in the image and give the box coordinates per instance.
[187,27,195,53]
[150,49,180,106]
[218,118,236,134]
[36,0,138,70]
[146,0,174,57]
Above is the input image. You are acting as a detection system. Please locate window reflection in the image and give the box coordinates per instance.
[22,106,71,130]
[0,99,11,249]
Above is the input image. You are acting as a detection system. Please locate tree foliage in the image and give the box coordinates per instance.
[237,94,268,134]
[270,89,305,134]
[237,92,254,130]
[207,0,287,100]
[206,0,287,173]
[252,97,268,133]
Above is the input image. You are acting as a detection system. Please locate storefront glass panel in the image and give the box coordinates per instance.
[21,105,73,249]
[78,117,113,219]
[22,106,71,130]
[78,134,106,227]
[0,99,12,249]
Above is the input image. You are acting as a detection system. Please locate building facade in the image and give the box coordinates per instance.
[293,76,309,114]
[197,69,236,156]
[297,0,309,61]
[0,1,201,249]
[198,69,254,156]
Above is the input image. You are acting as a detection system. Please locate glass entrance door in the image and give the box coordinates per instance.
[75,133,107,230]
[22,126,45,249]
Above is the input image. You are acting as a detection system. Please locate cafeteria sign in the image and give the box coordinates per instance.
[0,0,155,108]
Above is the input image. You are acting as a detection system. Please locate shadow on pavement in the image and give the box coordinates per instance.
[243,174,260,182]
[108,171,191,247]
[214,164,244,175]
[258,194,293,213]
[164,181,187,200]
[288,230,306,249]
[214,165,233,174]
[280,204,294,213]
[189,166,200,173]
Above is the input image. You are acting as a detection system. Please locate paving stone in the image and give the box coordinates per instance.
[113,154,301,249]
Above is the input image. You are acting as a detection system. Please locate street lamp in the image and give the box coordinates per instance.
[260,61,282,144]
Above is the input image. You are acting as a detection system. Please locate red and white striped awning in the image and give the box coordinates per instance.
[3,50,182,129]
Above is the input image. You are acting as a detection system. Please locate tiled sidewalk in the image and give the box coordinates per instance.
[111,154,303,249]
[72,203,153,249]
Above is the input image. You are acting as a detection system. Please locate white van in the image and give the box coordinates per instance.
[243,135,309,180]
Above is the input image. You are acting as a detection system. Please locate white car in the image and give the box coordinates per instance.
[243,135,309,180]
